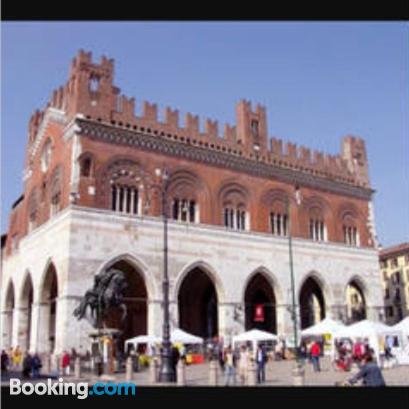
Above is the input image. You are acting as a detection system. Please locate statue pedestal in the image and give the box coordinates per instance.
[89,328,121,376]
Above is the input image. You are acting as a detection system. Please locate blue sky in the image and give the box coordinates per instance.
[1,22,408,247]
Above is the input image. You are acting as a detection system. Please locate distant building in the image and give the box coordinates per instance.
[380,242,409,324]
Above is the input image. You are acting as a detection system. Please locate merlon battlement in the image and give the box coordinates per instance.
[27,50,371,189]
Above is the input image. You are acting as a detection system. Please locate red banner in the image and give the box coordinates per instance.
[254,304,264,322]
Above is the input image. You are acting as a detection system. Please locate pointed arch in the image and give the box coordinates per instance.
[95,253,151,351]
[345,275,367,323]
[175,260,222,339]
[173,260,225,304]
[3,279,15,310]
[38,260,59,353]
[95,252,157,300]
[243,267,281,334]
[242,267,284,306]
[18,271,34,350]
[298,272,330,329]
[2,279,15,348]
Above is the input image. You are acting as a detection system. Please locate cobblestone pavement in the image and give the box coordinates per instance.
[2,358,409,386]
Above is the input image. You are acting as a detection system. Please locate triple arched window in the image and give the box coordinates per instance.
[172,198,196,223]
[308,207,327,242]
[342,212,360,246]
[220,184,249,231]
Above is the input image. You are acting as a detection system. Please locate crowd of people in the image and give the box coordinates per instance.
[0,347,77,379]
[0,338,388,386]
[215,343,268,386]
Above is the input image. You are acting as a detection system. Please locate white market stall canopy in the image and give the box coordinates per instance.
[232,329,278,347]
[170,329,203,344]
[301,318,345,337]
[334,320,400,339]
[125,334,161,348]
[392,317,409,338]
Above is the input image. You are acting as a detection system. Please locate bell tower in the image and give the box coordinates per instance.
[65,50,120,121]
[236,100,268,153]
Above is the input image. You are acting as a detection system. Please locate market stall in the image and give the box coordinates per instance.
[170,329,205,364]
[392,317,409,343]
[124,334,161,368]
[392,317,409,365]
[333,319,404,365]
[232,329,278,353]
[301,318,346,356]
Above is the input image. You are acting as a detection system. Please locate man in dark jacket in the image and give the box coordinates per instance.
[1,350,9,373]
[256,345,268,384]
[22,352,33,378]
[348,353,386,387]
[31,353,42,378]
[171,346,180,382]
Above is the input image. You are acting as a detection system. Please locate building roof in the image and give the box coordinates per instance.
[379,242,409,259]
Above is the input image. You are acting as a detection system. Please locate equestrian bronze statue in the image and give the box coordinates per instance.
[73,268,128,328]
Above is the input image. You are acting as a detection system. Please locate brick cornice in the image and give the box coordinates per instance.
[77,118,374,201]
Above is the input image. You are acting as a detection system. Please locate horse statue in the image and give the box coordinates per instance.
[73,268,128,328]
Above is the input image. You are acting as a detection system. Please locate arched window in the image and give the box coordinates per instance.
[28,188,39,232]
[220,183,249,231]
[167,170,203,224]
[81,157,92,177]
[111,184,139,215]
[40,139,52,173]
[261,189,290,237]
[342,213,360,246]
[223,206,246,230]
[49,166,62,218]
[308,207,326,242]
[270,212,288,236]
[108,164,142,215]
[172,198,196,223]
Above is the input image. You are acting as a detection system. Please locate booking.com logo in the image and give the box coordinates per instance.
[10,378,136,399]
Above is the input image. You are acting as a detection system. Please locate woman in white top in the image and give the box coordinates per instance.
[238,345,250,385]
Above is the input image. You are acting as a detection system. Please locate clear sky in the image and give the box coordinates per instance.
[1,22,408,247]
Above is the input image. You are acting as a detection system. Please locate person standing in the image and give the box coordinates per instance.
[1,350,9,373]
[224,346,236,386]
[256,344,267,384]
[61,350,71,376]
[22,352,32,378]
[237,345,249,385]
[310,340,321,372]
[171,345,180,382]
[12,346,22,370]
[31,353,42,378]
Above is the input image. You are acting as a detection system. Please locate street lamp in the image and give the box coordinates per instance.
[154,167,176,383]
[287,184,302,363]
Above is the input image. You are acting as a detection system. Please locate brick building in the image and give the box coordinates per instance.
[1,50,384,355]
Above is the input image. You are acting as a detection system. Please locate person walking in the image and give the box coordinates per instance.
[348,353,386,387]
[12,346,23,371]
[310,340,321,372]
[1,350,10,373]
[237,345,249,385]
[61,350,71,376]
[31,353,42,378]
[224,346,236,386]
[256,344,267,384]
[171,345,180,382]
[218,344,225,371]
[22,352,32,378]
